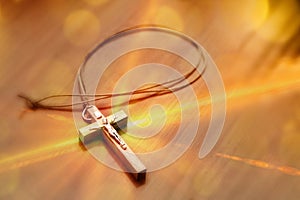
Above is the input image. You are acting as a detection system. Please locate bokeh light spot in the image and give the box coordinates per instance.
[83,0,109,6]
[280,113,300,165]
[0,169,19,196]
[0,120,10,146]
[193,167,222,197]
[154,6,184,31]
[13,0,24,3]
[63,10,100,46]
[0,7,2,23]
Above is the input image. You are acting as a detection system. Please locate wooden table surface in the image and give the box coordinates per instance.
[0,0,300,199]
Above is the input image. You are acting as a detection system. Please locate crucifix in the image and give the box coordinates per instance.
[78,104,147,182]
[18,26,222,184]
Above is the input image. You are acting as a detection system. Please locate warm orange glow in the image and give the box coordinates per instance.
[216,153,300,176]
[0,0,299,198]
[257,0,300,43]
[28,59,73,95]
[2,77,299,172]
[220,0,269,30]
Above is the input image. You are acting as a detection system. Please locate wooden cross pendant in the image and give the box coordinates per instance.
[78,105,146,182]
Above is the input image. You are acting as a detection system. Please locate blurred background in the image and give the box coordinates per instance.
[0,0,300,199]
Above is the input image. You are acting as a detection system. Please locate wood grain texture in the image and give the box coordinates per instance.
[0,0,300,199]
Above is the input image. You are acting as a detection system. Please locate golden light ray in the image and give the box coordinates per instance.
[132,104,167,128]
[0,138,79,173]
[46,114,73,123]
[124,75,300,132]
[227,79,300,102]
[1,69,300,173]
[216,153,300,176]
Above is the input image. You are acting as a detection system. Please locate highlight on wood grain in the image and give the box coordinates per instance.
[216,153,300,176]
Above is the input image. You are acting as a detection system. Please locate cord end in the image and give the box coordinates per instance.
[17,94,39,110]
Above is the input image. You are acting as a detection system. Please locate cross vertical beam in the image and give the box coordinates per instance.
[78,105,146,182]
